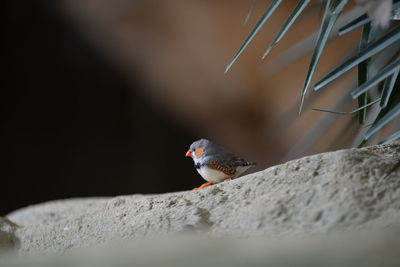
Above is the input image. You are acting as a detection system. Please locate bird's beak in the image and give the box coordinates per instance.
[185,150,192,157]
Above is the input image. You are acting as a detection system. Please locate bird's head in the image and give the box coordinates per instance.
[185,138,213,161]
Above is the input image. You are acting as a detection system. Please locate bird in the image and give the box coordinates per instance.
[185,139,255,190]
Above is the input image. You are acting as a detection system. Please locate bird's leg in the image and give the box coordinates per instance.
[192,181,214,191]
[223,177,232,182]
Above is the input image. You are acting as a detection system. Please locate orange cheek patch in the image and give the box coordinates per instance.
[194,147,205,158]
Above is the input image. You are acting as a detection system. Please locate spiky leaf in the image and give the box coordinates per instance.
[312,98,380,114]
[262,0,311,59]
[338,14,370,36]
[314,26,400,90]
[243,0,256,25]
[391,1,400,20]
[380,129,400,144]
[225,0,283,73]
[380,70,400,108]
[351,57,400,98]
[357,24,373,123]
[299,0,348,113]
[364,102,400,140]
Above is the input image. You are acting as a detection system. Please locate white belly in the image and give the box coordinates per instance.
[197,166,229,183]
[196,165,252,183]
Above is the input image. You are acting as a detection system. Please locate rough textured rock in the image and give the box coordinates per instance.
[0,217,19,249]
[6,142,400,254]
[1,228,400,267]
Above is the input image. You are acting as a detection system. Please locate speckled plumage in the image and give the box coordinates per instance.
[187,139,255,183]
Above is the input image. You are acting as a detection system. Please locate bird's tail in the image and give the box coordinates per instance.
[243,161,256,166]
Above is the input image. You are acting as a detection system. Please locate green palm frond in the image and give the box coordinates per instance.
[225,0,283,73]
[244,0,257,25]
[262,0,311,59]
[351,57,400,98]
[339,1,400,35]
[356,23,373,123]
[358,78,400,146]
[227,0,400,149]
[312,98,380,115]
[300,0,348,113]
[381,70,400,108]
[364,103,400,139]
[315,26,400,90]
[380,129,400,144]
[339,14,370,36]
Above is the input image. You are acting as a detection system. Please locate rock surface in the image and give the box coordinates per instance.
[1,228,400,267]
[0,217,19,249]
[5,142,400,254]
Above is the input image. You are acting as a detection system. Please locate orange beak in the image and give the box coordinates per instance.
[185,150,192,157]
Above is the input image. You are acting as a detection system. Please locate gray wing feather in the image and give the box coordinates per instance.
[201,153,254,169]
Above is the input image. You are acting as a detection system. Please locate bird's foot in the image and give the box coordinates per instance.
[192,181,214,191]
[223,178,232,182]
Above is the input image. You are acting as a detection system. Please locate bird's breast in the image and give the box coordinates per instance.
[196,165,229,183]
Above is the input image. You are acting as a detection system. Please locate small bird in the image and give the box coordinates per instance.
[185,139,255,190]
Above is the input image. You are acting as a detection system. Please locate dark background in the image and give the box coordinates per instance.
[3,0,197,215]
[3,1,370,215]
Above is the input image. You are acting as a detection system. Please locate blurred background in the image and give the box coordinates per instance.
[3,0,374,214]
